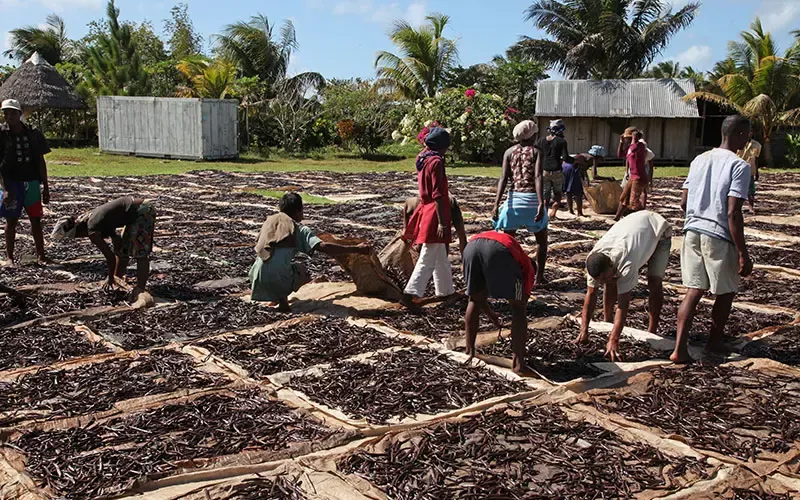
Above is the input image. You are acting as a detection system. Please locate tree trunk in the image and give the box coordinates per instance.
[763,135,774,168]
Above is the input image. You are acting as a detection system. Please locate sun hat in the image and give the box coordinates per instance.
[588,145,606,157]
[424,127,451,150]
[513,120,538,142]
[1,99,22,112]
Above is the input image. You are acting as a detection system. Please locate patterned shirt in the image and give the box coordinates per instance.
[506,144,538,193]
[0,124,50,182]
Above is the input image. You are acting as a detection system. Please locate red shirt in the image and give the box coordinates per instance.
[471,231,535,296]
[627,141,647,180]
[403,152,452,244]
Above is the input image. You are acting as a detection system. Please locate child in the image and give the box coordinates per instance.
[562,158,589,217]
[249,192,370,311]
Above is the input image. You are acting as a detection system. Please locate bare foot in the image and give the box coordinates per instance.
[37,256,52,266]
[400,293,421,313]
[512,361,542,379]
[704,339,732,356]
[669,350,693,364]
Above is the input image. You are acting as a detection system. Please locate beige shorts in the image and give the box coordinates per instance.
[681,230,739,295]
[647,234,672,279]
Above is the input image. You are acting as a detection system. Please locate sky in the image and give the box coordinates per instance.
[0,0,798,79]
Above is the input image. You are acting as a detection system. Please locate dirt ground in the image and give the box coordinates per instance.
[1,169,799,499]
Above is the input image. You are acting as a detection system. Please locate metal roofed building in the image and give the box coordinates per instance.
[535,79,701,162]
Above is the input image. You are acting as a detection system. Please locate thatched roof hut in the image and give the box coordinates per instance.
[0,52,85,110]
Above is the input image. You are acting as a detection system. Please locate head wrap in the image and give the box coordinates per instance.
[548,119,566,135]
[424,127,451,151]
[513,120,538,142]
[51,217,77,240]
[588,145,606,157]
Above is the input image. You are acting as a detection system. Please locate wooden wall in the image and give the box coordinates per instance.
[98,97,238,160]
[537,116,698,162]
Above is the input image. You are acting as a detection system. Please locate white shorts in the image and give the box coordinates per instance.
[681,230,740,295]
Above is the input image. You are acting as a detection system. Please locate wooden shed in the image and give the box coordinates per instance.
[535,79,700,163]
[98,96,238,160]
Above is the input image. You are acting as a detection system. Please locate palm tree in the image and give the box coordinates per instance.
[84,0,150,96]
[214,14,296,86]
[645,60,681,78]
[4,14,72,65]
[511,0,699,79]
[685,19,800,165]
[176,56,237,98]
[375,13,459,99]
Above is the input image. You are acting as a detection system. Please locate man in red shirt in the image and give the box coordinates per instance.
[403,127,456,299]
[462,230,537,376]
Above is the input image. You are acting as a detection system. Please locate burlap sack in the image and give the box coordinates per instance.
[377,231,418,280]
[318,234,404,302]
[585,180,622,214]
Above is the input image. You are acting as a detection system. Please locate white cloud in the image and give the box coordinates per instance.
[405,2,426,26]
[372,3,399,24]
[672,45,713,70]
[760,1,800,33]
[3,32,13,51]
[334,0,372,15]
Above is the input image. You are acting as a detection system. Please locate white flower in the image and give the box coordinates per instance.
[461,135,468,143]
[415,103,423,111]
[401,138,408,145]
[424,120,432,127]
[391,130,402,141]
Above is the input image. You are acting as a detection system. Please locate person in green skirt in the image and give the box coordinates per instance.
[249,192,371,311]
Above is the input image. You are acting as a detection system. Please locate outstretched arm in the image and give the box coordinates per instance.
[605,291,631,362]
[319,241,371,257]
[577,286,599,344]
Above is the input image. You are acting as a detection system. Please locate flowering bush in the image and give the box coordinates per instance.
[394,88,518,161]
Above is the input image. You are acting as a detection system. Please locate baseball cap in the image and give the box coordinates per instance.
[1,99,22,112]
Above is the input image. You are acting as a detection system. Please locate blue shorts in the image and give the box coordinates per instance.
[494,191,549,233]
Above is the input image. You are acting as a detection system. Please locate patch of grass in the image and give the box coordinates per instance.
[45,147,701,180]
[248,189,336,205]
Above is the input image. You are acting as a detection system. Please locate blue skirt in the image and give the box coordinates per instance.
[562,163,584,195]
[494,191,549,233]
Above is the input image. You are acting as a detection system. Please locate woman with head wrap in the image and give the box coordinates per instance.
[493,119,548,284]
[535,119,574,219]
[403,127,456,300]
[565,145,608,216]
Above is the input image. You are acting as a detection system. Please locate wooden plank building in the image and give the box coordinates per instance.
[535,79,700,163]
[98,96,238,160]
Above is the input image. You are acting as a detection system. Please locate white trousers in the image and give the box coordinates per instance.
[404,243,455,297]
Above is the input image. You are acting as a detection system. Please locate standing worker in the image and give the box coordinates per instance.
[577,210,672,361]
[403,127,456,300]
[403,194,468,255]
[536,119,573,219]
[493,120,548,284]
[52,196,156,302]
[462,230,537,376]
[0,99,51,266]
[615,130,648,220]
[671,115,753,363]
[737,133,761,214]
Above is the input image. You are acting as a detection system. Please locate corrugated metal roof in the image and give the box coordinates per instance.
[535,79,699,118]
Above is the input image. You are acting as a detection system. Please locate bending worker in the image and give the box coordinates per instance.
[463,230,537,376]
[577,210,672,361]
[52,196,156,302]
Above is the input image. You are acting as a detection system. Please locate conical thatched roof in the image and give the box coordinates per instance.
[0,52,85,110]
